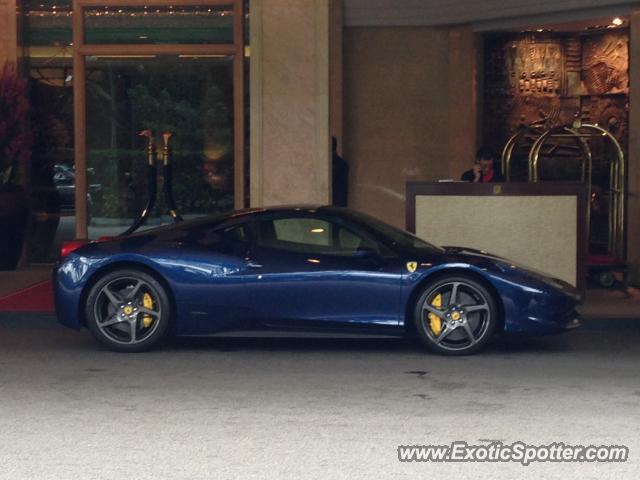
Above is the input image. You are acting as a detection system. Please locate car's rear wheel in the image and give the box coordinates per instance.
[414,275,497,355]
[85,269,171,352]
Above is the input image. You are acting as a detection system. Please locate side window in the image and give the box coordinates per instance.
[256,216,378,256]
[338,227,363,250]
[273,218,331,246]
[193,224,249,254]
[222,225,248,243]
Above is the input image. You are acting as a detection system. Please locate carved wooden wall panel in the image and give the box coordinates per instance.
[483,30,629,160]
[582,33,629,95]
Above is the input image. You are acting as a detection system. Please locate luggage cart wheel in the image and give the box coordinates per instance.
[597,270,615,288]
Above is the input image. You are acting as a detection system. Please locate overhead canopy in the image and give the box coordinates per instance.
[344,0,636,27]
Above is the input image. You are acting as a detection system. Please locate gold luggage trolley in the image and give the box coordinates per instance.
[501,120,626,287]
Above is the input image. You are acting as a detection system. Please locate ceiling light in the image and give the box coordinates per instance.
[612,17,623,26]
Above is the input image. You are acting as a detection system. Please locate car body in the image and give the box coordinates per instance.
[54,206,581,354]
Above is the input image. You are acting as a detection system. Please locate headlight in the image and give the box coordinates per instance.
[499,261,566,288]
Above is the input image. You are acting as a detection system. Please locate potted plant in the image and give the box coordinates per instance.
[0,63,32,270]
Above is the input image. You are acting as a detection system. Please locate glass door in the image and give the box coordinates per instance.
[85,55,235,237]
[72,0,245,239]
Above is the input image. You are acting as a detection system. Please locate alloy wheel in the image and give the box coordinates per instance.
[419,279,493,353]
[93,276,162,346]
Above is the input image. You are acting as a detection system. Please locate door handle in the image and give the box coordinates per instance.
[246,260,263,269]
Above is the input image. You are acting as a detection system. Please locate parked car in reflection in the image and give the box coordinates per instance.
[53,164,100,215]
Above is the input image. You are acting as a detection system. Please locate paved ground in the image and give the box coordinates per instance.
[578,285,640,318]
[1,314,639,480]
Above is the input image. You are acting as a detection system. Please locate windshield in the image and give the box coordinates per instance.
[344,210,444,252]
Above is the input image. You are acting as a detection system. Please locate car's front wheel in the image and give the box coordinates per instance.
[85,269,171,352]
[414,275,498,355]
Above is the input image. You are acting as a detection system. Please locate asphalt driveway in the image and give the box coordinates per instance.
[1,314,639,479]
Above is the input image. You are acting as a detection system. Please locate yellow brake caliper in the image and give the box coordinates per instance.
[142,292,154,328]
[428,293,443,336]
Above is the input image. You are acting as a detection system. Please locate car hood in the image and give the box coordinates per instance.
[441,245,551,275]
[448,245,541,267]
[405,245,508,266]
[436,245,581,299]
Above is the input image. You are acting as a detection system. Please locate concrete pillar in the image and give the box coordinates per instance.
[329,0,343,155]
[0,0,18,67]
[250,0,331,207]
[629,9,640,285]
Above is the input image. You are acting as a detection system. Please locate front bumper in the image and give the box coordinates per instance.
[491,271,582,335]
[505,300,582,335]
[562,314,582,331]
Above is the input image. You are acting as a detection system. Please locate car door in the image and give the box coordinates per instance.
[175,222,256,334]
[244,213,403,331]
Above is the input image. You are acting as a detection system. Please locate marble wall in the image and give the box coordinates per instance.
[250,0,331,207]
[343,26,478,228]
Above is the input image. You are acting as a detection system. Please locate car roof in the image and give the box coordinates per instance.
[219,205,347,220]
[125,205,350,238]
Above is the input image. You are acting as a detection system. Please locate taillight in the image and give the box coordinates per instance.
[60,240,88,259]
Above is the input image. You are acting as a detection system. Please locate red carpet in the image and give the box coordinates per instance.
[0,280,55,312]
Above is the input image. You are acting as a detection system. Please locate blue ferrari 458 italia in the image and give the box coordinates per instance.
[54,206,581,355]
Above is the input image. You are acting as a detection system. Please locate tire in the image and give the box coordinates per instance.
[413,275,497,355]
[85,269,171,352]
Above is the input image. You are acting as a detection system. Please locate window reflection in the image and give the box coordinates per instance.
[20,0,249,257]
[84,5,234,44]
[23,1,72,47]
[85,56,235,239]
[25,1,75,262]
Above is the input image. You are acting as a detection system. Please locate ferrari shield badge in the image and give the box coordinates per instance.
[406,261,418,273]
